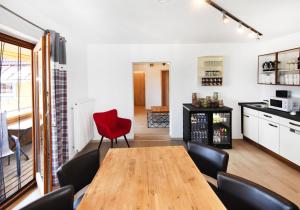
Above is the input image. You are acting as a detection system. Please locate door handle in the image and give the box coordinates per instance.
[269,123,278,128]
[289,122,300,127]
[264,114,272,118]
[244,115,249,118]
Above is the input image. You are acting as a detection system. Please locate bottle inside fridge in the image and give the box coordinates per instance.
[191,113,208,144]
[213,113,231,144]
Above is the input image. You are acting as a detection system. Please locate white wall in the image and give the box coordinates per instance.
[87,43,264,140]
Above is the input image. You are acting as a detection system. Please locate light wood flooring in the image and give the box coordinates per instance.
[134,106,169,140]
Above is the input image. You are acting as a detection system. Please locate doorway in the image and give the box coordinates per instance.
[132,63,170,141]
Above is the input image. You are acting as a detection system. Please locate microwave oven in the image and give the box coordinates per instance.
[269,97,300,112]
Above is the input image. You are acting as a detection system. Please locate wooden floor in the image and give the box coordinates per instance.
[134,106,169,140]
[82,139,300,207]
[1,143,33,203]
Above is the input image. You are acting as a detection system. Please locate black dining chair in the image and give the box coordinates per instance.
[57,149,100,209]
[187,142,229,192]
[20,185,74,210]
[217,172,299,210]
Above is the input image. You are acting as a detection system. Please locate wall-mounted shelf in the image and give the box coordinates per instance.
[258,48,300,86]
[198,56,224,86]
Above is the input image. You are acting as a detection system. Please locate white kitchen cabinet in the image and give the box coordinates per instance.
[243,114,259,143]
[280,126,300,165]
[259,118,280,154]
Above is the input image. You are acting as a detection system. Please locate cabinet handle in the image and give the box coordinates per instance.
[264,114,272,118]
[269,123,278,128]
[244,115,249,118]
[289,122,300,127]
[290,128,300,135]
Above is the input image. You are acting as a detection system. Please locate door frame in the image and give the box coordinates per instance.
[131,62,172,138]
[33,33,52,195]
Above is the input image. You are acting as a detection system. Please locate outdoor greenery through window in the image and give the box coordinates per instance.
[0,39,34,204]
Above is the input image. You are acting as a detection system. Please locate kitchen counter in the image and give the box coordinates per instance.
[239,102,300,168]
[238,102,300,122]
[183,103,233,112]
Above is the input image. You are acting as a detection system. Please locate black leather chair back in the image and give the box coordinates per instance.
[20,186,74,210]
[217,172,299,210]
[187,142,229,179]
[57,150,99,194]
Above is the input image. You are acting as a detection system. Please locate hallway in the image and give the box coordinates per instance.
[134,106,170,140]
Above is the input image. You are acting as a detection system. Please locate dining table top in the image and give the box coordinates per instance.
[77,146,226,210]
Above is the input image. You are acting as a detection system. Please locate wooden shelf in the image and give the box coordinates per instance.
[258,47,300,86]
[198,56,224,86]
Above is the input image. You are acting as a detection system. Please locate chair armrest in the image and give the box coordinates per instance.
[117,117,131,128]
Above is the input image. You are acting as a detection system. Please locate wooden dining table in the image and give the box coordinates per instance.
[77,146,226,210]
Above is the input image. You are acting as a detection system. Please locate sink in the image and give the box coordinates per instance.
[248,104,267,109]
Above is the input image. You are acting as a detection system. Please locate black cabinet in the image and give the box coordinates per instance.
[183,104,232,149]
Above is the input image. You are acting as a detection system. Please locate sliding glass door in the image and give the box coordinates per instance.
[0,33,35,205]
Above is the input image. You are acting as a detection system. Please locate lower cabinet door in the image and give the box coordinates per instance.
[259,119,280,154]
[280,126,300,166]
[243,114,258,143]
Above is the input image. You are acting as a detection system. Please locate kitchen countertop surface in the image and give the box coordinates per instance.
[183,103,233,112]
[238,102,300,122]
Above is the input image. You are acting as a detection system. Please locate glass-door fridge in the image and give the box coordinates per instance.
[212,113,231,147]
[183,104,232,149]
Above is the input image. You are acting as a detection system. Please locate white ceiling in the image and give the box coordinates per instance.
[1,0,300,43]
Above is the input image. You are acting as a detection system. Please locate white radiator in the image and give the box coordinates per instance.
[73,99,95,153]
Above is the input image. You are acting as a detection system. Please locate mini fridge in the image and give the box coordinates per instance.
[183,104,232,149]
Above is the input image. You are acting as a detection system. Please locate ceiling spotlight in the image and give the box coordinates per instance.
[237,23,245,33]
[193,0,207,7]
[256,34,261,40]
[222,13,230,24]
[248,31,256,39]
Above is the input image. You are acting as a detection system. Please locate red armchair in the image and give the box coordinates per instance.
[93,109,131,149]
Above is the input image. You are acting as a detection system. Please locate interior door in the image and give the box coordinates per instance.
[33,35,50,195]
[161,70,169,107]
[133,71,145,106]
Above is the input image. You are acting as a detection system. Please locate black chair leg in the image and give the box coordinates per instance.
[115,138,118,144]
[111,139,113,148]
[98,136,104,150]
[124,135,130,148]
